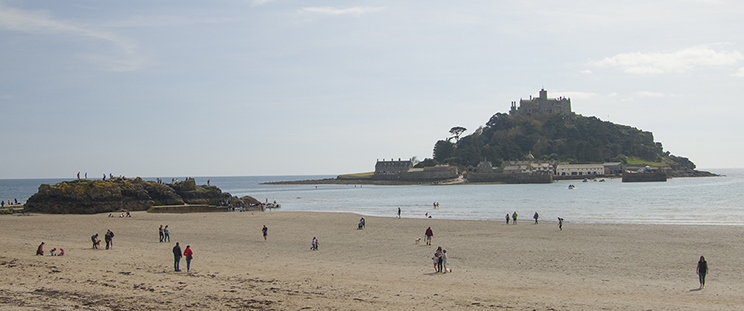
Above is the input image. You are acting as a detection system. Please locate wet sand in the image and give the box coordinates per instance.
[1,211,742,310]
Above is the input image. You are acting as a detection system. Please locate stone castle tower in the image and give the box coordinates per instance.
[509,89,571,116]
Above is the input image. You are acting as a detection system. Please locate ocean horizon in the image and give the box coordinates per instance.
[2,168,743,225]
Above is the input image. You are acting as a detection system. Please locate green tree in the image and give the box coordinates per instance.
[433,140,454,162]
[449,126,467,142]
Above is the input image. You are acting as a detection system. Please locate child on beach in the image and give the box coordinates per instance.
[311,237,318,250]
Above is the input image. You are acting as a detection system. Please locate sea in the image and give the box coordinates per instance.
[2,168,743,225]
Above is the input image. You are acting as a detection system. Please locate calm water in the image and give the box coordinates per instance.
[2,169,743,225]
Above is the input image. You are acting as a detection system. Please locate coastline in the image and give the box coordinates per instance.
[1,211,741,310]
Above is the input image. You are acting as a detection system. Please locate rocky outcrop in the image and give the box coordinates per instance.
[24,178,253,214]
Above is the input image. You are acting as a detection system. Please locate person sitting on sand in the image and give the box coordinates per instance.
[36,242,44,255]
[358,217,365,229]
[50,248,57,256]
[58,248,64,256]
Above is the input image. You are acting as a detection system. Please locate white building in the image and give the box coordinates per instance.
[555,164,605,176]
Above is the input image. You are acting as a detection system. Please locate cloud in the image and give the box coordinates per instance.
[607,92,618,97]
[581,69,592,74]
[733,67,744,77]
[252,0,274,6]
[589,45,743,74]
[0,4,152,71]
[637,91,665,97]
[301,7,385,16]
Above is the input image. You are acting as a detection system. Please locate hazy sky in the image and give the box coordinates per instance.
[1,0,743,179]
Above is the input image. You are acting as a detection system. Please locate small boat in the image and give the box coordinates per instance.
[568,184,575,189]
[582,178,588,182]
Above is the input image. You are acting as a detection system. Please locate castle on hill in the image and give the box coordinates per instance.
[509,88,571,116]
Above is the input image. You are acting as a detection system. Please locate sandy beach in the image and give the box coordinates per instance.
[1,211,742,310]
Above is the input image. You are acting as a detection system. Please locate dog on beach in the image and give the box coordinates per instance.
[414,237,421,245]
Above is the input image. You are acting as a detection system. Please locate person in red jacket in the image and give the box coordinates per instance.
[425,227,434,246]
[183,245,193,272]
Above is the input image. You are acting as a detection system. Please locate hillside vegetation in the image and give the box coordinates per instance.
[430,112,696,170]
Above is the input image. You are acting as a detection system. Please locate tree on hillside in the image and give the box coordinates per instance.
[449,126,467,142]
[432,111,683,169]
[433,140,454,162]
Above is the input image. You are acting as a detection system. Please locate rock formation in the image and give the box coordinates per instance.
[24,177,257,214]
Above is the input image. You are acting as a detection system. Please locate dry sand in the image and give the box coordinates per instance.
[1,211,742,310]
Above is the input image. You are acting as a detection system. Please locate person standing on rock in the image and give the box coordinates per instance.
[173,242,182,272]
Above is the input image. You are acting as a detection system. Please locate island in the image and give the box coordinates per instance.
[270,88,717,185]
[23,177,260,214]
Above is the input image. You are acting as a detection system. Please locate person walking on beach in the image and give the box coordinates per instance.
[435,246,444,273]
[425,227,434,246]
[442,249,449,273]
[104,230,114,250]
[262,225,268,241]
[183,245,193,272]
[397,207,401,219]
[173,242,182,271]
[512,211,518,224]
[164,225,171,242]
[697,256,708,289]
[558,217,564,230]
[505,213,509,224]
[36,242,44,255]
[533,212,539,224]
[311,237,318,250]
[159,225,164,242]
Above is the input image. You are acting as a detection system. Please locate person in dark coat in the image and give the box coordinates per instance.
[173,242,182,271]
[697,256,708,289]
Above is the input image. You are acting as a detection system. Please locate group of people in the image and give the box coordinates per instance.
[35,242,64,256]
[90,230,115,249]
[432,246,449,273]
[1,198,19,207]
[172,242,194,272]
[108,212,131,218]
[505,211,565,230]
[159,225,171,242]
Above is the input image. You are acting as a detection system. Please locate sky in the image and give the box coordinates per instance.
[1,0,743,179]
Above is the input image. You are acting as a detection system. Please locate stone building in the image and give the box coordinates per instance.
[509,89,571,116]
[374,158,413,175]
[555,164,605,176]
